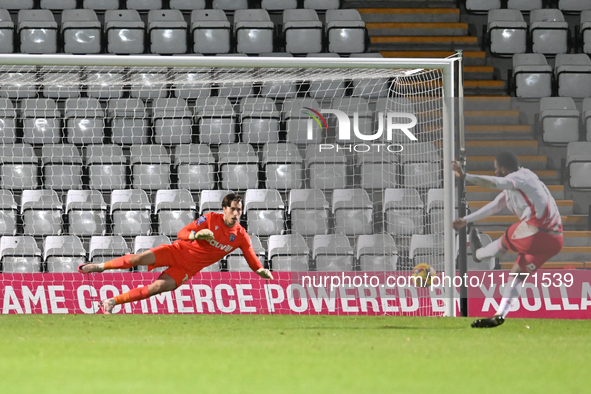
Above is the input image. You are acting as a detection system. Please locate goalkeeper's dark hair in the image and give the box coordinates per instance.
[222,193,243,208]
[495,151,519,172]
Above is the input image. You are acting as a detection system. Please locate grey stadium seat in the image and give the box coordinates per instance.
[268,234,309,272]
[65,190,107,236]
[283,9,322,55]
[289,188,329,236]
[512,54,553,98]
[61,9,101,54]
[0,65,36,98]
[83,0,118,9]
[41,66,81,99]
[263,143,304,190]
[86,66,127,99]
[313,234,354,271]
[104,10,145,54]
[487,9,527,56]
[530,9,569,55]
[110,189,152,236]
[107,98,149,145]
[383,188,424,236]
[583,98,591,141]
[239,97,280,144]
[148,9,187,55]
[18,9,57,54]
[325,10,366,54]
[134,235,170,273]
[194,97,236,144]
[130,67,168,99]
[21,189,63,236]
[0,236,42,273]
[42,144,83,191]
[262,0,297,10]
[155,189,196,237]
[581,11,591,55]
[409,234,444,271]
[566,142,591,189]
[64,98,105,145]
[88,235,131,271]
[539,97,580,145]
[306,54,347,99]
[0,190,16,236]
[304,0,340,10]
[0,0,33,9]
[331,97,372,143]
[0,144,39,190]
[130,145,171,190]
[0,9,14,53]
[350,53,390,98]
[399,142,441,189]
[356,234,398,271]
[190,10,231,55]
[508,0,542,11]
[173,71,211,99]
[332,188,373,236]
[283,98,323,144]
[559,0,588,12]
[170,0,205,10]
[20,98,61,144]
[199,190,233,214]
[554,54,591,98]
[174,144,215,191]
[218,143,258,190]
[244,189,285,236]
[234,9,275,54]
[213,0,247,10]
[41,0,76,8]
[0,98,16,143]
[44,235,86,273]
[357,149,398,189]
[85,145,127,191]
[151,98,192,145]
[258,54,297,99]
[127,0,161,10]
[305,145,348,189]
[226,234,265,272]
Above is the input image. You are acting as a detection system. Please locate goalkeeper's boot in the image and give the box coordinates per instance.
[77,263,104,274]
[98,299,115,314]
[471,315,505,328]
[470,227,483,263]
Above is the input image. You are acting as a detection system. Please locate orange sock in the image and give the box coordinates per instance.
[104,254,133,270]
[113,286,151,305]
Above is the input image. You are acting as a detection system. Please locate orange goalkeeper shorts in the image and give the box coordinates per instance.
[149,242,214,287]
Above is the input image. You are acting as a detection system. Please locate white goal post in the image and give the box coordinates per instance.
[0,54,459,316]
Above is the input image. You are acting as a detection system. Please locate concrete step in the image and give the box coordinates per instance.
[464,125,533,140]
[466,155,547,170]
[484,230,591,247]
[370,35,479,51]
[463,80,507,95]
[464,140,538,156]
[464,66,495,80]
[464,110,520,126]
[472,169,560,185]
[357,8,460,23]
[470,200,573,215]
[463,96,512,111]
[474,215,587,231]
[366,22,468,36]
[501,246,591,263]
[379,50,486,66]
[466,185,565,200]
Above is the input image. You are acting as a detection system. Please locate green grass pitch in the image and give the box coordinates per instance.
[0,315,589,394]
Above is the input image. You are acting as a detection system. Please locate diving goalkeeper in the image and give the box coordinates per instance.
[78,193,273,314]
[452,152,563,328]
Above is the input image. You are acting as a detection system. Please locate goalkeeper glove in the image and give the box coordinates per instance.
[256,268,274,280]
[189,229,215,241]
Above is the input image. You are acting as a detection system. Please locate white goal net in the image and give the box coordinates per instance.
[0,55,457,316]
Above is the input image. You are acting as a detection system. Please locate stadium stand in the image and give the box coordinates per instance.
[44,235,86,273]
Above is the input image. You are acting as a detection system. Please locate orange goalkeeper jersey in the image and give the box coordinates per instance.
[175,212,263,271]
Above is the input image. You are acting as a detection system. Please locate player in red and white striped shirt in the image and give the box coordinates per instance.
[452,152,563,328]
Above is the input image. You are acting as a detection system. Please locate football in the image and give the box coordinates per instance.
[410,263,436,287]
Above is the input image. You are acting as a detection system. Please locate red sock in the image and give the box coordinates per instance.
[104,254,133,270]
[113,286,151,305]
